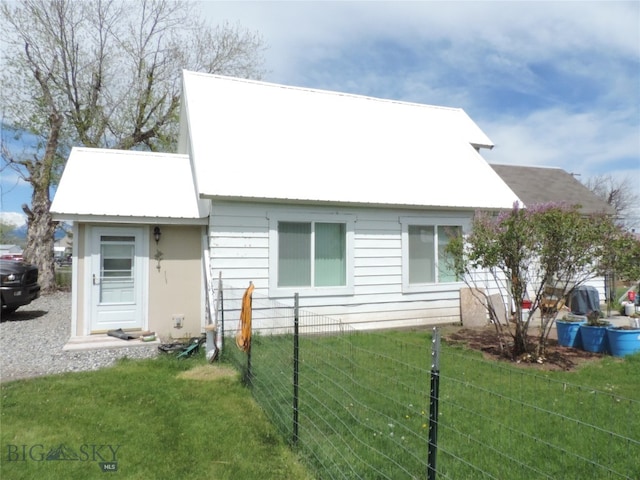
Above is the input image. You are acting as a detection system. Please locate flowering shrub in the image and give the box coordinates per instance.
[447,202,638,360]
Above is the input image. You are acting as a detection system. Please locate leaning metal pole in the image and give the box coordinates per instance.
[293,293,300,446]
[427,327,441,480]
[245,292,253,386]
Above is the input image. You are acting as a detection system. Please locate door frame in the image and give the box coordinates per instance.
[83,225,149,335]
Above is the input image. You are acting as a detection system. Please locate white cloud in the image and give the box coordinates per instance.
[0,211,26,227]
[200,2,639,83]
[198,1,639,218]
[481,106,640,229]
[482,106,639,171]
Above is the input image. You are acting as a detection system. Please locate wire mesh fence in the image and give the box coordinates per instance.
[217,283,640,480]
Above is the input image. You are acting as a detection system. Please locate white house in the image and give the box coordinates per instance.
[0,244,23,260]
[51,71,521,340]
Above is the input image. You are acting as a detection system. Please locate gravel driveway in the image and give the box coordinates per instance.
[1,291,158,382]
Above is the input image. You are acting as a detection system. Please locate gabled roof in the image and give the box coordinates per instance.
[51,148,208,223]
[490,164,615,215]
[179,71,520,210]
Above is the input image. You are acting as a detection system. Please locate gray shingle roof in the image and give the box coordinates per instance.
[490,164,615,215]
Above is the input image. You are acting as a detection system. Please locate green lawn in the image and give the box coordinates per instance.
[3,330,639,480]
[0,355,313,480]
[237,329,640,479]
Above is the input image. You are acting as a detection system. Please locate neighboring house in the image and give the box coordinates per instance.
[489,164,615,216]
[0,244,23,260]
[51,71,521,339]
[54,233,74,261]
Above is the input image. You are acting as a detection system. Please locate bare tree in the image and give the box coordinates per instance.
[584,174,639,228]
[0,0,266,291]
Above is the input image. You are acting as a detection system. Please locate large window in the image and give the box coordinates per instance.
[278,221,346,287]
[270,215,354,296]
[402,218,463,291]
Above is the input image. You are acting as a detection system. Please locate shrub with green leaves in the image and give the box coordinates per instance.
[447,202,638,360]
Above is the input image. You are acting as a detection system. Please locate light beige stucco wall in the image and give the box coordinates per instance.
[72,223,204,338]
[74,223,88,336]
[148,224,204,340]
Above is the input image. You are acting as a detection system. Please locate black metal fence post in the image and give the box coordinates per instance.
[427,327,441,480]
[245,293,253,386]
[293,292,300,446]
[220,287,225,351]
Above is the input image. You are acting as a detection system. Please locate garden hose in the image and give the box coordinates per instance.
[236,282,255,352]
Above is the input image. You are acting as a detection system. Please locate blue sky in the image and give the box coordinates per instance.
[2,1,639,228]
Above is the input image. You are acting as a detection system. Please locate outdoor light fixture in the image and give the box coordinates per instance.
[153,226,163,271]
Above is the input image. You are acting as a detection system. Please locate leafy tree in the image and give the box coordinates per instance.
[447,202,633,362]
[0,0,266,291]
[602,231,640,284]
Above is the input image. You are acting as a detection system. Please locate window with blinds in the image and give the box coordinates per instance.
[278,221,346,288]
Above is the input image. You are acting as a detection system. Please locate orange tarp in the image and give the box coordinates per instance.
[236,282,255,353]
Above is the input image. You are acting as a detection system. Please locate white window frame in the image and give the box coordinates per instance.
[268,213,355,297]
[400,216,467,293]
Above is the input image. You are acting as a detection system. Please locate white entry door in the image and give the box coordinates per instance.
[90,227,148,332]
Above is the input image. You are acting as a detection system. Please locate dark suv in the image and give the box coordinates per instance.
[0,259,41,314]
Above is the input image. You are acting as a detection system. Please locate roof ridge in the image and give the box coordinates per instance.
[72,147,188,158]
[491,163,566,171]
[182,69,463,113]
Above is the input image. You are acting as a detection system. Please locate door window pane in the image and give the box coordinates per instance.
[100,236,135,303]
[102,245,134,278]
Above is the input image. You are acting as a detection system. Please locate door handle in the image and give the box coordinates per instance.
[93,274,100,285]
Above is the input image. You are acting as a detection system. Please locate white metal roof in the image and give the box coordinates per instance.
[180,71,520,210]
[51,148,208,223]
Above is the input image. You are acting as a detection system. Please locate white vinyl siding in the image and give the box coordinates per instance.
[208,201,472,329]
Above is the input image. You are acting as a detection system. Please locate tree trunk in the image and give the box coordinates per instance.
[22,188,57,293]
[19,72,63,293]
[21,110,60,293]
[512,308,528,358]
